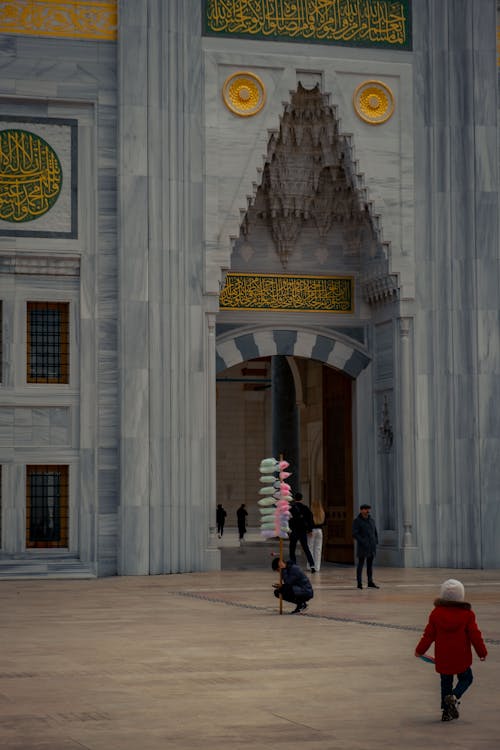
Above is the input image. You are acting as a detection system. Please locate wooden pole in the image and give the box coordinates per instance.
[278,453,284,615]
[279,537,283,614]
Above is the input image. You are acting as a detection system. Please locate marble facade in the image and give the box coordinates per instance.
[0,0,498,575]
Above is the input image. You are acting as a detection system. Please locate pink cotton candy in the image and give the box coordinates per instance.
[278,460,289,470]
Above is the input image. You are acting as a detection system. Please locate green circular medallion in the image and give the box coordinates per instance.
[0,129,63,222]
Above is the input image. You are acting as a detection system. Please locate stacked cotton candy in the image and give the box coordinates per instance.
[258,457,292,538]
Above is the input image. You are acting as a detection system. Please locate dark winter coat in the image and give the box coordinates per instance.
[216,506,226,524]
[282,561,314,599]
[236,506,248,529]
[352,513,378,557]
[289,501,314,535]
[415,599,487,675]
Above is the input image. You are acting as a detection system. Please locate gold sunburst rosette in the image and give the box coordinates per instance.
[222,72,266,117]
[353,80,395,124]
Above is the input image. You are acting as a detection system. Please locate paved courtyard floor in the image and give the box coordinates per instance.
[1,564,499,749]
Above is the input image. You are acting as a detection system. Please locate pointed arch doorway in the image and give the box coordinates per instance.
[215,328,367,565]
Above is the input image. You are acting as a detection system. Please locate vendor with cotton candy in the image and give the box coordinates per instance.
[257,457,292,539]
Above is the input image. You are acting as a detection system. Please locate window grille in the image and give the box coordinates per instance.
[26,465,69,548]
[27,302,69,383]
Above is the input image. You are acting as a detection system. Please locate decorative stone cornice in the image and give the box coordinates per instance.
[0,253,80,276]
[244,83,385,270]
[360,258,398,304]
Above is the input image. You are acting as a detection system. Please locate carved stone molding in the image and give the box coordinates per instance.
[222,71,266,117]
[360,257,399,304]
[0,253,80,276]
[242,83,384,270]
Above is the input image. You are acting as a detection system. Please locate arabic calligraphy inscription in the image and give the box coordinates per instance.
[0,130,62,223]
[204,0,411,50]
[220,273,353,313]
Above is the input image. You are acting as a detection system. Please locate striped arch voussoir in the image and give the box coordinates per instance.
[216,329,370,378]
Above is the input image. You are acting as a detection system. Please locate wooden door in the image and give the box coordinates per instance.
[323,367,354,564]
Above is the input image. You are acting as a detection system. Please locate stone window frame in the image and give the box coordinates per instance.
[26,464,69,549]
[26,301,70,384]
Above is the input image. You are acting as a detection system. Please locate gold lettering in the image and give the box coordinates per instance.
[206,0,408,47]
[0,130,63,223]
[220,273,353,312]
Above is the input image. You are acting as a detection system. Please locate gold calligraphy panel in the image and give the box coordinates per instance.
[204,0,411,50]
[0,1,117,41]
[220,273,353,313]
[0,129,62,223]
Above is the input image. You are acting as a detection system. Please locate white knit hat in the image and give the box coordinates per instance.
[440,579,465,602]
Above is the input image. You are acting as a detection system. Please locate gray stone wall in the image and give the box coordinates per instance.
[0,32,118,573]
[412,0,500,567]
[118,0,219,574]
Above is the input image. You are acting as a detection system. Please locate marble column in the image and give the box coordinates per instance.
[118,0,151,574]
[118,0,217,573]
[398,317,416,560]
[412,0,498,567]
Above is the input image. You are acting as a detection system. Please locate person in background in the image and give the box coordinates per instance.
[288,492,316,572]
[216,503,227,538]
[237,503,248,541]
[309,499,326,572]
[415,578,487,722]
[352,503,379,589]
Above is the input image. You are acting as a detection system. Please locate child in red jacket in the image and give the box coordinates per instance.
[415,579,487,722]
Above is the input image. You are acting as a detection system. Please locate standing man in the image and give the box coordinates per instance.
[288,492,316,573]
[237,503,248,541]
[352,503,379,589]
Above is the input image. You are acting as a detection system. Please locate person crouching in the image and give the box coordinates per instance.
[271,557,314,614]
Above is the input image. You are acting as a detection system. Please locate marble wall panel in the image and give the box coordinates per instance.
[475,192,499,257]
[413,0,499,568]
[478,374,500,438]
[477,310,500,373]
[414,310,435,375]
[453,375,478,439]
[480,437,500,567]
[0,22,119,570]
[0,408,71,447]
[451,311,477,375]
[455,437,482,568]
[374,322,393,383]
[97,469,118,514]
[416,375,430,441]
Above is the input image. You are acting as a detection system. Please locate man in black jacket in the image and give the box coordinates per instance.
[288,492,316,572]
[271,557,314,613]
[352,503,379,589]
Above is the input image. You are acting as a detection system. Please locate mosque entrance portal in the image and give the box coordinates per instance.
[215,353,355,566]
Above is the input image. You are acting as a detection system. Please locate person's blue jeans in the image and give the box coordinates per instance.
[440,667,473,708]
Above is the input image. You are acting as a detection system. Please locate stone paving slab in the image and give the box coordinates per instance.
[1,566,499,749]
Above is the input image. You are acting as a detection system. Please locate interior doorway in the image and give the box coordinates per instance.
[216,354,355,565]
[322,366,354,564]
